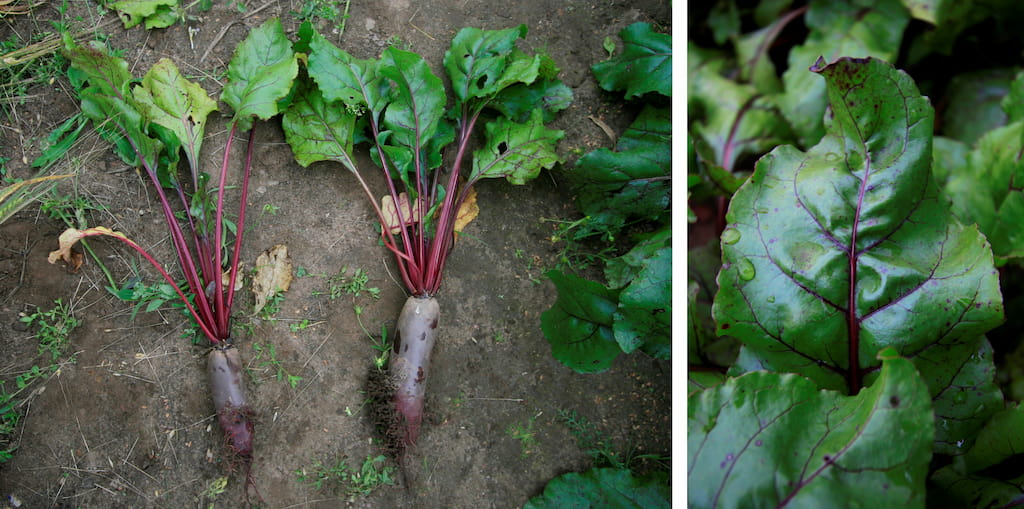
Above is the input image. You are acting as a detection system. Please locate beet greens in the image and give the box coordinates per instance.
[283,24,571,448]
[48,18,298,488]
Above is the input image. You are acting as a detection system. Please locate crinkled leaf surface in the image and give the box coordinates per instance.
[591,22,671,99]
[689,242,739,369]
[713,57,1004,452]
[443,24,532,105]
[606,228,671,358]
[107,0,176,29]
[778,0,909,147]
[540,270,622,373]
[132,58,217,171]
[929,403,1024,507]
[940,69,1014,146]
[523,467,669,509]
[67,41,161,169]
[282,78,358,172]
[306,31,388,116]
[573,105,671,235]
[470,108,564,185]
[689,42,793,172]
[490,79,573,124]
[221,18,298,131]
[944,122,1024,264]
[688,350,934,508]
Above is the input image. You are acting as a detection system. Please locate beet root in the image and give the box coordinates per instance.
[207,345,255,461]
[389,295,440,448]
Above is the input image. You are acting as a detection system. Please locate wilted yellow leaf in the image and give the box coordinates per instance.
[48,227,128,270]
[454,186,479,237]
[252,244,293,315]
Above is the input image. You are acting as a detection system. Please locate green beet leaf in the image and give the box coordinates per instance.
[943,71,1024,264]
[713,57,1004,452]
[929,403,1024,506]
[778,0,909,147]
[106,0,177,29]
[606,228,671,358]
[573,105,670,236]
[689,41,793,173]
[540,270,622,373]
[689,349,934,508]
[470,108,564,185]
[939,69,1015,146]
[444,24,532,105]
[67,41,162,170]
[524,467,670,509]
[133,58,217,173]
[281,79,358,173]
[591,22,671,99]
[221,18,298,132]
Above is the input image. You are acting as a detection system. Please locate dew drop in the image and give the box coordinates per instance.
[767,295,775,303]
[737,258,756,281]
[953,391,967,404]
[722,228,741,245]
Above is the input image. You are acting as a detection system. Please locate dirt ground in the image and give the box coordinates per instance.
[0,1,671,507]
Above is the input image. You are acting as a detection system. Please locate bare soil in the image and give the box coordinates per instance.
[0,1,671,507]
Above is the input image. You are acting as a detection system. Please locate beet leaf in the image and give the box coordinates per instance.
[284,25,569,297]
[689,349,933,507]
[712,57,1004,454]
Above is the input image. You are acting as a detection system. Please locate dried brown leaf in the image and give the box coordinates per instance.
[252,244,293,315]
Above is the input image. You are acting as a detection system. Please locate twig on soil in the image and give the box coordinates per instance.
[199,0,278,63]
[466,397,525,402]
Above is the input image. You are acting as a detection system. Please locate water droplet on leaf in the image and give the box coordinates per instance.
[954,391,967,404]
[737,258,756,281]
[767,295,775,303]
[722,228,741,245]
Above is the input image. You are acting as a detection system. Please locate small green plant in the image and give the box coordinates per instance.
[288,318,312,332]
[0,365,51,461]
[20,299,80,361]
[557,409,623,468]
[314,266,381,300]
[250,341,302,388]
[257,290,286,320]
[201,475,228,507]
[507,413,540,458]
[295,454,396,497]
[354,305,390,371]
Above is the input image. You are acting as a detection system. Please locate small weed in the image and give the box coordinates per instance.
[493,331,509,344]
[0,365,52,461]
[201,476,228,506]
[289,319,312,332]
[290,0,351,35]
[250,342,302,388]
[355,305,390,371]
[450,390,467,409]
[261,203,280,215]
[296,454,396,497]
[542,215,619,272]
[313,265,380,300]
[20,299,79,361]
[507,413,540,458]
[557,409,668,470]
[257,290,286,320]
[557,409,624,468]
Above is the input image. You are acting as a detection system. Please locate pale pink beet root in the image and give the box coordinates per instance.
[389,295,440,448]
[207,345,255,461]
